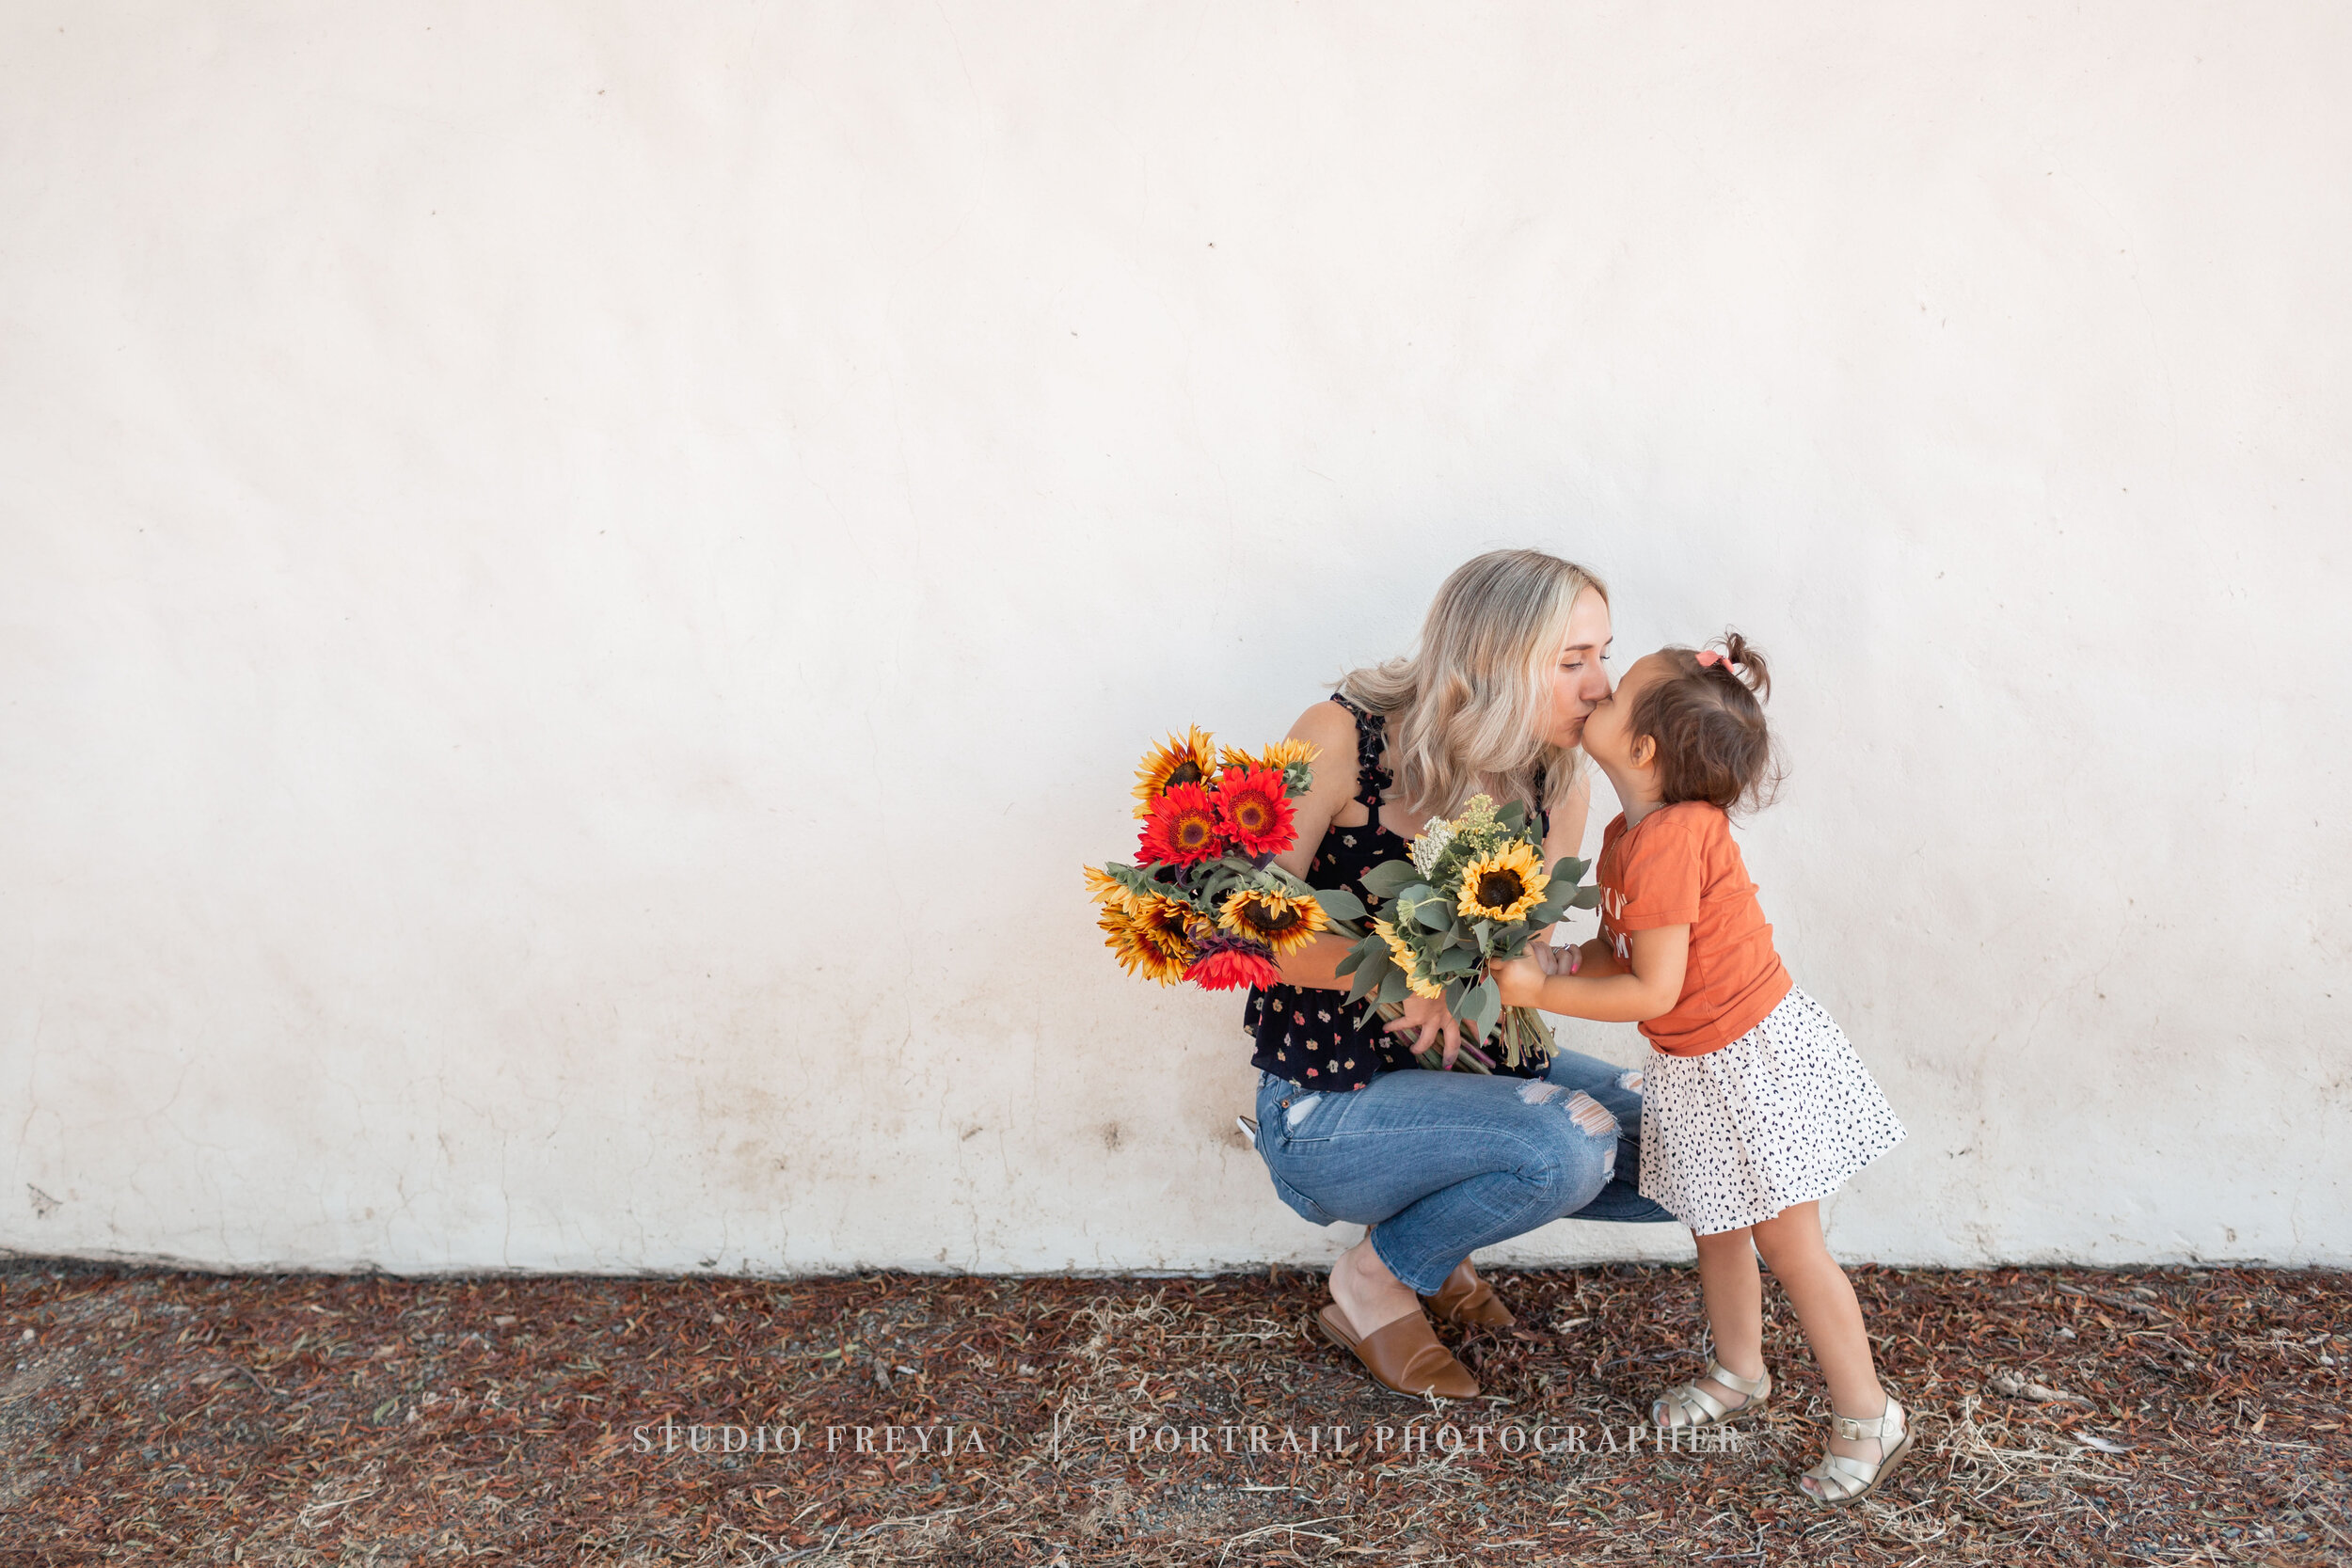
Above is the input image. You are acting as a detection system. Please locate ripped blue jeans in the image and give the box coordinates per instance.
[1251,1047,1675,1295]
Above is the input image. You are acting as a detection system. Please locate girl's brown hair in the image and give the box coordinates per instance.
[1627,630,1783,815]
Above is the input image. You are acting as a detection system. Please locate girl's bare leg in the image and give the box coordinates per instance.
[1689,1227,1768,1406]
[1750,1200,1890,1489]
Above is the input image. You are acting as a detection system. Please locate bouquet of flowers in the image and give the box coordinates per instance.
[1333,793,1599,1069]
[1083,726,1369,994]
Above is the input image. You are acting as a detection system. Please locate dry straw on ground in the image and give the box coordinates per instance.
[2,1259,2344,1564]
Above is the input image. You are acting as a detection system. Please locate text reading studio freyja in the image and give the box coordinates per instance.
[630,1419,989,1456]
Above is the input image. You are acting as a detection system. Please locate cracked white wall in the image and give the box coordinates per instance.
[2,3,2345,1274]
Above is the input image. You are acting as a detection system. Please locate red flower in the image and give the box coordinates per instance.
[1215,767,1295,856]
[1184,934,1283,991]
[1138,783,1226,865]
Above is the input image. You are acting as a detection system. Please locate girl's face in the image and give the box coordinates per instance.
[1543,587,1615,752]
[1578,651,1672,774]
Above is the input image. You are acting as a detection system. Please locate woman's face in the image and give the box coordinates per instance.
[1542,587,1615,752]
[1577,650,1671,773]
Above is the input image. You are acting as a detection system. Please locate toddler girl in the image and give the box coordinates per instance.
[1496,632,1913,1504]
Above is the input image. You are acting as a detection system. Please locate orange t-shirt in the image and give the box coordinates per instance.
[1596,801,1791,1057]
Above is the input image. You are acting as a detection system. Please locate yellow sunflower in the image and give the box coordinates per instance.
[1217,886,1329,958]
[1455,839,1549,924]
[1133,726,1218,819]
[1082,864,1134,911]
[1133,889,1200,936]
[1100,895,1196,985]
[1373,917,1445,999]
[1218,737,1320,774]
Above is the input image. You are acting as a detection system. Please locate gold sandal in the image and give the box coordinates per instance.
[1800,1390,1915,1504]
[1649,1358,1772,1429]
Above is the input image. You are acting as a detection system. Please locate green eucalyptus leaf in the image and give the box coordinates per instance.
[1463,978,1502,1036]
[1313,887,1367,924]
[1567,885,1603,910]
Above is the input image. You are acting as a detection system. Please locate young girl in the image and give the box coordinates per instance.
[1495,632,1913,1504]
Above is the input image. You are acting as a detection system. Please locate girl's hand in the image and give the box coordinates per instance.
[1534,941,1583,977]
[1492,954,1550,1009]
[1383,992,1474,1069]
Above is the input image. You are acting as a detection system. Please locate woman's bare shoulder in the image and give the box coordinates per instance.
[1285,697,1364,813]
[1286,694,1359,750]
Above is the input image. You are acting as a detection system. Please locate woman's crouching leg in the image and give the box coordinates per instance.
[1366,1080,1624,1290]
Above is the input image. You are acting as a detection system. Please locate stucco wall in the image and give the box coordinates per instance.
[4,3,2344,1275]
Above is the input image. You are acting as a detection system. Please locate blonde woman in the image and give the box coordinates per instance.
[1245,548,1673,1400]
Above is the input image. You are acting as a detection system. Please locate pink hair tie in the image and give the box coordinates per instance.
[1694,649,1726,669]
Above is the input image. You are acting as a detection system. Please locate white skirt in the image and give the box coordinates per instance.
[1637,986,1906,1235]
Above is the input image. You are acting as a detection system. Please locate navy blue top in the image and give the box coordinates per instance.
[1244,693,1550,1090]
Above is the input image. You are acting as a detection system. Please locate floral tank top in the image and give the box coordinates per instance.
[1244,692,1551,1091]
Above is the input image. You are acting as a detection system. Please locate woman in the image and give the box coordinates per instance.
[1245,548,1674,1400]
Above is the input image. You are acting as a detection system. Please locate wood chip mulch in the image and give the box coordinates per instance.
[3,1258,2345,1565]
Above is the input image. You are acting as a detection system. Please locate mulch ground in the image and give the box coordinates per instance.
[1,1259,2344,1565]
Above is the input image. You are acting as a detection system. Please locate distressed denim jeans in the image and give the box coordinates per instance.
[1250,1046,1675,1295]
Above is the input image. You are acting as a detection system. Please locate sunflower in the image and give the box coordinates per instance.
[1373,917,1444,1000]
[1217,885,1328,958]
[1183,931,1283,991]
[1082,864,1134,911]
[1133,889,1201,942]
[1215,766,1297,856]
[1455,838,1549,923]
[1099,897,1195,985]
[1137,783,1227,865]
[1218,737,1319,773]
[1133,726,1218,818]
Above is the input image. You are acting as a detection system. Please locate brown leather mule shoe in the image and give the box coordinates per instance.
[1419,1259,1515,1329]
[1314,1306,1481,1400]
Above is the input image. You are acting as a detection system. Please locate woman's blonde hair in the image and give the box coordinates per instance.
[1337,549,1608,821]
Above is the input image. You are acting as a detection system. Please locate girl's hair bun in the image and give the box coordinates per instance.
[1713,631,1771,701]
[1633,628,1784,816]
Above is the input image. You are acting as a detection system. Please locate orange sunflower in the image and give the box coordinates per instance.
[1133,726,1218,819]
[1215,767,1296,856]
[1183,932,1283,991]
[1137,782,1227,866]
